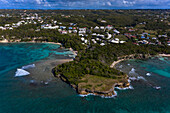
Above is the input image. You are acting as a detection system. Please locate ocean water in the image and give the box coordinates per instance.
[0,43,170,113]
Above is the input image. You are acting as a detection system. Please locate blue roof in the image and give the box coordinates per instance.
[141,36,145,38]
[69,27,73,29]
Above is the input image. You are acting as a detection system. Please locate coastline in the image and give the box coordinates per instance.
[110,59,125,68]
[77,82,133,98]
[0,41,62,45]
[55,72,130,98]
[79,90,118,98]
[53,54,157,98]
[159,54,170,57]
[2,41,169,98]
[0,41,77,56]
[110,54,170,68]
[0,41,75,81]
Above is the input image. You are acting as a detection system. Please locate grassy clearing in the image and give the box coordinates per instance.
[78,75,127,91]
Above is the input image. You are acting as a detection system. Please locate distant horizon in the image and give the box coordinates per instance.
[0,0,169,10]
[0,8,170,10]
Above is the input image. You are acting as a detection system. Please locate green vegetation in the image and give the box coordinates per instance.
[54,42,169,86]
[54,59,125,85]
[0,9,170,93]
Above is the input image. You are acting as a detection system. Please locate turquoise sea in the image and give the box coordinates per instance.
[0,43,170,113]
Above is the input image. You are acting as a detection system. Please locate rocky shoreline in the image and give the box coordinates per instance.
[52,54,152,98]
[77,81,130,98]
[53,53,170,98]
[6,41,167,98]
[53,71,130,98]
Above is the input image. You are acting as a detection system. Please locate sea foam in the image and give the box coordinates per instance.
[115,85,134,90]
[15,69,30,77]
[129,76,146,81]
[154,86,161,90]
[79,91,118,98]
[137,76,146,81]
[119,65,123,68]
[22,64,35,70]
[146,73,151,76]
[129,68,136,74]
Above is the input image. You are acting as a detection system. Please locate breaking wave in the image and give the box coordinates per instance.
[146,73,151,76]
[129,76,146,81]
[79,91,118,98]
[22,64,35,70]
[15,69,30,77]
[115,85,134,90]
[129,68,137,75]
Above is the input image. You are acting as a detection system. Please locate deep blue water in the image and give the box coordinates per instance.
[0,43,170,113]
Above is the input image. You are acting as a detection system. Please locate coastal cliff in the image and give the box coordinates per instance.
[53,68,130,97]
[52,54,154,97]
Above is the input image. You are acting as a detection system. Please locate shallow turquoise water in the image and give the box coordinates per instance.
[0,43,72,75]
[0,43,170,113]
[139,57,170,78]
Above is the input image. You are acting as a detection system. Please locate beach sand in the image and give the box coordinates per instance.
[159,54,170,57]
[110,59,125,68]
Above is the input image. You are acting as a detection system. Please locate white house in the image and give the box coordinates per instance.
[106,25,113,30]
[92,33,97,36]
[5,24,10,27]
[0,26,6,30]
[100,43,105,46]
[42,25,59,29]
[84,39,88,44]
[9,27,13,30]
[114,29,120,34]
[101,20,107,23]
[120,41,126,43]
[60,31,67,34]
[115,38,119,41]
[92,39,97,44]
[79,34,84,37]
[94,26,100,30]
[79,31,86,34]
[107,34,112,39]
[68,30,72,33]
[100,26,105,30]
[73,30,77,33]
[111,40,119,43]
[97,34,105,38]
[79,28,86,34]
[96,38,100,41]
[81,37,85,41]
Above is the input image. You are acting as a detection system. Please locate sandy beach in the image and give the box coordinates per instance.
[110,53,170,68]
[159,54,170,57]
[0,40,62,45]
[0,39,8,43]
[110,59,125,68]
[41,41,62,45]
